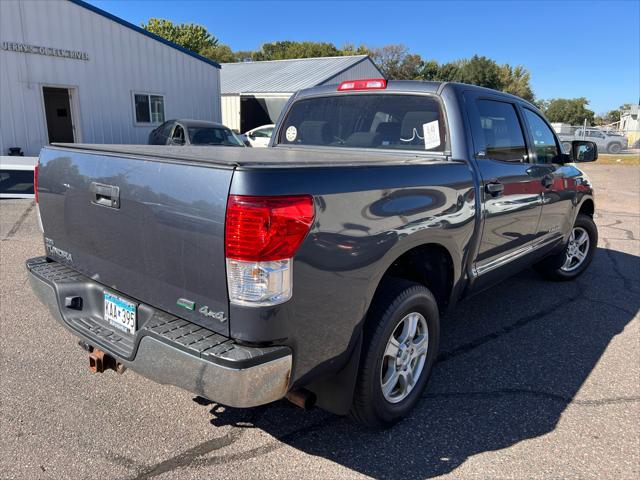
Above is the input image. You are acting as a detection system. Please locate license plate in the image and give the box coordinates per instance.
[103,291,137,335]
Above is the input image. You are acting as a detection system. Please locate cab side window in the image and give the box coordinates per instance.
[522,109,560,164]
[476,100,527,162]
[172,125,185,144]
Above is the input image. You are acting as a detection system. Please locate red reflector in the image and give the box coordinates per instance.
[338,78,387,91]
[34,163,39,203]
[225,195,314,261]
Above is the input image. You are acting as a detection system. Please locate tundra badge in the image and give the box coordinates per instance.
[44,237,73,263]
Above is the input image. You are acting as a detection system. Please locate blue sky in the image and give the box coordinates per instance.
[90,0,639,113]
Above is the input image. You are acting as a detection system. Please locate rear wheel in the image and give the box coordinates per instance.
[607,143,622,154]
[350,279,439,427]
[534,213,598,281]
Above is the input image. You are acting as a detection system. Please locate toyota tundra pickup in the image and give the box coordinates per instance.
[27,80,599,426]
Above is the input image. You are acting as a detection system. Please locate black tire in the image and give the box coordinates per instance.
[534,213,598,281]
[350,278,440,427]
[607,143,622,154]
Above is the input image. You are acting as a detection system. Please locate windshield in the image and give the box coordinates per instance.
[277,94,446,152]
[188,127,244,146]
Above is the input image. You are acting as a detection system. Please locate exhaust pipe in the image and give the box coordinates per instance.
[285,389,316,410]
[88,348,126,374]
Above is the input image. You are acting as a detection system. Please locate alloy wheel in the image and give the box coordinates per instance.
[561,226,590,272]
[380,312,429,403]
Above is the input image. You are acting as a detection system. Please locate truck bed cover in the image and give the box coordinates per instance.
[50,143,448,168]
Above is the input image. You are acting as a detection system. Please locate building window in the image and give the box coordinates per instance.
[133,93,164,124]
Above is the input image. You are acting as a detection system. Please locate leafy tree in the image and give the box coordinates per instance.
[340,43,371,56]
[457,55,502,90]
[252,41,342,61]
[420,59,440,80]
[141,18,218,53]
[593,105,628,125]
[420,56,534,101]
[368,44,423,80]
[537,98,595,125]
[233,50,255,62]
[431,62,462,82]
[200,44,238,63]
[499,65,534,102]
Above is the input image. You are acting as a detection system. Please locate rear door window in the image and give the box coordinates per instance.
[475,99,527,162]
[277,94,446,152]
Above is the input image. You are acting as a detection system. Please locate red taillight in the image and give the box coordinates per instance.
[225,195,314,262]
[337,78,387,91]
[33,163,39,203]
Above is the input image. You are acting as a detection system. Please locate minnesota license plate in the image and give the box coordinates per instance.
[103,291,137,335]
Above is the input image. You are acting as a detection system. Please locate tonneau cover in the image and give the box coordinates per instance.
[51,143,448,168]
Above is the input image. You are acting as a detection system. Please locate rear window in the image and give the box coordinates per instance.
[277,94,446,152]
[188,127,244,146]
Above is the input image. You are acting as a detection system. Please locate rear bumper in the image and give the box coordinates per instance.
[26,256,292,408]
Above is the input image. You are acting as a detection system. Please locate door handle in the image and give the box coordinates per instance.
[90,182,120,208]
[541,174,554,189]
[485,181,504,197]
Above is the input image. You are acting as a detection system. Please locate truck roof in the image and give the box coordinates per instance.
[295,80,537,110]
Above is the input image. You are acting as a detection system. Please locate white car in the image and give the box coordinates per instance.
[243,124,275,148]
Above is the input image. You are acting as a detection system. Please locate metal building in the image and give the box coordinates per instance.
[0,0,222,158]
[220,55,382,133]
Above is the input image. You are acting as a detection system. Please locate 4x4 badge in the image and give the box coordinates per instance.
[199,306,227,323]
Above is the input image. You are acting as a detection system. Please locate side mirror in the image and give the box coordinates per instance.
[171,138,185,146]
[571,140,598,162]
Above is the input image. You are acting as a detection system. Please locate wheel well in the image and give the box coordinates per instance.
[374,244,454,313]
[579,199,594,218]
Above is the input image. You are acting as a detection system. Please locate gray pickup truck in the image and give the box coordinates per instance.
[27,80,599,426]
[558,127,627,154]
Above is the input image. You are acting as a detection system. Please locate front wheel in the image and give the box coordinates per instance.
[350,279,439,427]
[534,213,598,281]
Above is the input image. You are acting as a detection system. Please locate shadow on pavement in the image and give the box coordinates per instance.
[194,247,639,478]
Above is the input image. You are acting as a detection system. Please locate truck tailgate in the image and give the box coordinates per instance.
[37,147,232,335]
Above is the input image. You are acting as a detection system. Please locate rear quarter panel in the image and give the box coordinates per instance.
[229,162,476,385]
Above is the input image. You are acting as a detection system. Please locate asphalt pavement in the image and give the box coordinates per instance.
[1,164,638,479]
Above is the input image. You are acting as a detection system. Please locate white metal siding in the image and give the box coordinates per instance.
[221,94,241,132]
[0,0,221,156]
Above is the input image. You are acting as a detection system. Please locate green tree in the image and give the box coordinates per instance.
[368,44,423,80]
[200,44,236,63]
[340,43,371,56]
[457,55,502,90]
[252,41,342,61]
[593,105,627,125]
[141,18,218,53]
[420,56,534,101]
[499,64,534,102]
[538,98,595,125]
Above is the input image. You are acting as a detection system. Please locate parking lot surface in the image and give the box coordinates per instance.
[1,164,638,479]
